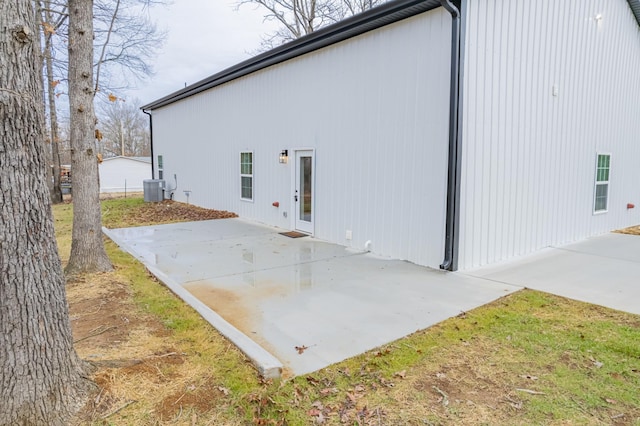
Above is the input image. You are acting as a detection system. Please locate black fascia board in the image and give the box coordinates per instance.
[141,0,442,111]
[630,0,640,26]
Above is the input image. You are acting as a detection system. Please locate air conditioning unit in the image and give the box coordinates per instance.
[143,179,165,202]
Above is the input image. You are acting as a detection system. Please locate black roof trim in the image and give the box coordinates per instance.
[141,0,442,110]
[630,0,640,26]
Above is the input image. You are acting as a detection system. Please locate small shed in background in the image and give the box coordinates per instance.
[99,156,151,193]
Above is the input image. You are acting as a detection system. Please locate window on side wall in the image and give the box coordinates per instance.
[240,152,253,201]
[593,153,610,214]
[157,155,164,180]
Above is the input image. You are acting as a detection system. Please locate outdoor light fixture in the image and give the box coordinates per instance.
[279,149,288,164]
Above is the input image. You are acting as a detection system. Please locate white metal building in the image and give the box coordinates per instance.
[98,156,151,193]
[142,0,640,271]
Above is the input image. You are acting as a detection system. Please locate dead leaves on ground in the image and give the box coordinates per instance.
[301,372,393,424]
[104,200,238,228]
[251,372,390,425]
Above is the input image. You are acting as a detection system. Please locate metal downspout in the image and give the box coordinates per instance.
[439,0,462,271]
[142,109,154,178]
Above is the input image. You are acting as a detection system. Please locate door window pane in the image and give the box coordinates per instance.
[299,156,312,222]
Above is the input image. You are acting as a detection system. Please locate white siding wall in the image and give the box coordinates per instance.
[99,157,151,193]
[459,0,640,269]
[152,9,452,268]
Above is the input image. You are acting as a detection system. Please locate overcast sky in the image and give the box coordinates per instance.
[127,1,279,105]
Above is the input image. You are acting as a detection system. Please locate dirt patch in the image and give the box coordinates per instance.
[68,274,166,351]
[67,272,208,424]
[155,377,228,421]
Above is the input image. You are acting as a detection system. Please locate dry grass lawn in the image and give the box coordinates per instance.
[53,196,640,425]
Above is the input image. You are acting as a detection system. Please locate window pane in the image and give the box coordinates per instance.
[157,155,163,169]
[596,155,610,182]
[595,183,608,211]
[240,152,253,175]
[241,176,252,200]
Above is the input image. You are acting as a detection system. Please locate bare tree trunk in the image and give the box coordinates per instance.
[0,1,93,424]
[66,0,112,275]
[42,1,63,204]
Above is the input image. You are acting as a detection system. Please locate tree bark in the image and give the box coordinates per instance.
[0,2,93,424]
[65,0,112,275]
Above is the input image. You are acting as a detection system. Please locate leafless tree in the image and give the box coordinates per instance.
[40,0,68,204]
[238,0,388,50]
[340,0,383,16]
[66,0,113,275]
[93,0,166,100]
[37,0,164,204]
[0,1,93,423]
[97,99,151,158]
[65,0,164,274]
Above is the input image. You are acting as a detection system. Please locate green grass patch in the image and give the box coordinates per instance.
[101,197,146,228]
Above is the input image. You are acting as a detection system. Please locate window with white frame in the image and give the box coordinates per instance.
[157,155,164,180]
[593,153,610,213]
[240,152,253,201]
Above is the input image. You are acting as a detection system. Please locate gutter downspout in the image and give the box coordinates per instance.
[142,109,154,178]
[439,0,462,271]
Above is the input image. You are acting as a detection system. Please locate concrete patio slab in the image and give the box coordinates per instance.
[104,218,519,377]
[463,233,640,316]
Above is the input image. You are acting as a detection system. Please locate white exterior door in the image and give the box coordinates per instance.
[294,150,314,234]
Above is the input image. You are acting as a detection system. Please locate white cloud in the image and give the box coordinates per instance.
[128,1,278,105]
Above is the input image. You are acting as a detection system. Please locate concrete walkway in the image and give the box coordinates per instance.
[104,219,519,378]
[462,233,640,316]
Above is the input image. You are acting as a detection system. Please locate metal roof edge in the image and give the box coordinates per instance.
[630,0,640,27]
[141,0,442,110]
[102,156,152,164]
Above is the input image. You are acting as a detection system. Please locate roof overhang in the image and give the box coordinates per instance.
[141,0,442,111]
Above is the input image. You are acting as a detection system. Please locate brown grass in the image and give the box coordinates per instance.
[56,198,640,425]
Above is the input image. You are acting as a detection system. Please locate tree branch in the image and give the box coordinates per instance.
[94,0,120,94]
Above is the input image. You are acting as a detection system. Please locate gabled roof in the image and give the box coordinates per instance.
[102,156,151,164]
[142,0,640,111]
